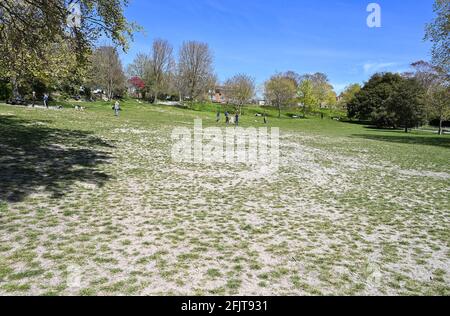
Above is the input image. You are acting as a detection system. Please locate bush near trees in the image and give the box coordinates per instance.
[348,73,427,132]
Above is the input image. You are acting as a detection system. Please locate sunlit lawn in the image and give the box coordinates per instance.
[0,100,449,295]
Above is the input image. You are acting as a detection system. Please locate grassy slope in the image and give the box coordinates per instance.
[0,100,449,296]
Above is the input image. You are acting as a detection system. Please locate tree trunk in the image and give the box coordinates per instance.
[439,117,443,136]
[11,76,20,99]
[154,89,158,104]
[405,127,408,133]
[278,104,281,118]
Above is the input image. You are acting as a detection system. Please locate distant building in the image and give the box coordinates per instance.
[210,86,232,104]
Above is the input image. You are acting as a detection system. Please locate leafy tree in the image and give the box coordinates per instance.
[297,79,317,117]
[428,84,450,135]
[348,73,402,126]
[224,74,255,115]
[265,73,297,118]
[348,73,427,132]
[128,76,145,98]
[298,73,335,109]
[338,84,361,110]
[425,0,450,73]
[410,60,450,135]
[0,0,136,97]
[387,78,427,133]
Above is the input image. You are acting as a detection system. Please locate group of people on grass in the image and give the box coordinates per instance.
[216,110,268,126]
[30,91,49,108]
[217,111,240,126]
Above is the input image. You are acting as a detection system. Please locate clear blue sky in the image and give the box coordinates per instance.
[120,0,435,93]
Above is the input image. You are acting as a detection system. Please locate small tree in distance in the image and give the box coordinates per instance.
[264,73,297,118]
[224,74,255,115]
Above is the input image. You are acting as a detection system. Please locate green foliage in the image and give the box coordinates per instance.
[297,79,317,117]
[0,80,12,100]
[348,73,427,131]
[338,84,361,110]
[265,73,297,118]
[0,0,136,97]
[425,0,450,72]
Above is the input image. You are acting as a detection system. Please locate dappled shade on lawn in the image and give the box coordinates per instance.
[0,115,114,203]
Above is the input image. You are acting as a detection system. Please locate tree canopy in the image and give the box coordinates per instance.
[348,73,427,132]
[0,0,136,97]
[425,0,450,72]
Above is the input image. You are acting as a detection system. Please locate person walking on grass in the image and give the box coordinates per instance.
[43,93,49,108]
[32,91,36,107]
[114,100,121,117]
[225,111,230,125]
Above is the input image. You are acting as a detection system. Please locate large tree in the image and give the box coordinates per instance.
[265,73,297,118]
[348,73,427,132]
[224,74,255,115]
[428,84,450,135]
[387,78,427,133]
[411,61,450,135]
[178,41,214,102]
[0,0,135,97]
[425,0,450,73]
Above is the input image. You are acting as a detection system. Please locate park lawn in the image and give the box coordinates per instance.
[0,100,449,296]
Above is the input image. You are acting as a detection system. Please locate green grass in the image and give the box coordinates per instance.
[0,100,449,296]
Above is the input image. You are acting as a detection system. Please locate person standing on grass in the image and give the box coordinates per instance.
[235,113,239,127]
[114,100,121,117]
[225,111,230,125]
[216,110,221,123]
[43,93,49,108]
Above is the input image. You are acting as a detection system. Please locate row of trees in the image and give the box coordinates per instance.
[264,72,337,118]
[126,39,216,103]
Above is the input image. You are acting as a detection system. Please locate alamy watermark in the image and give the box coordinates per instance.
[367,3,381,28]
[171,120,280,172]
[67,3,82,28]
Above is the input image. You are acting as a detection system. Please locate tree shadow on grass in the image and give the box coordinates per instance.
[0,115,114,203]
[352,133,450,149]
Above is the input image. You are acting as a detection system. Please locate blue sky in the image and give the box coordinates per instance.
[120,0,435,93]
